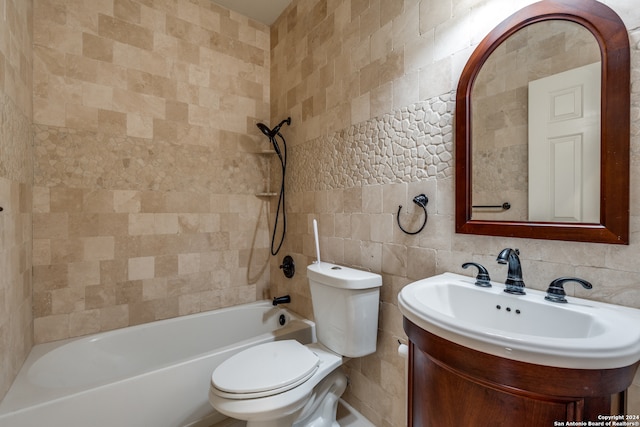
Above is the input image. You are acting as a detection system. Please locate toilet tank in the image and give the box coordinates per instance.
[306,262,382,358]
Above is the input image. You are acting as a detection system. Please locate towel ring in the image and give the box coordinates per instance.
[397,194,428,235]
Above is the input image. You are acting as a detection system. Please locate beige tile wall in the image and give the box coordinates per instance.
[269,1,640,426]
[0,0,33,402]
[31,0,273,343]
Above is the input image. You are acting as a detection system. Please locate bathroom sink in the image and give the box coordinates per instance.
[398,272,640,369]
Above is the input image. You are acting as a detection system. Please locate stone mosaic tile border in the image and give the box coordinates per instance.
[33,124,268,194]
[289,92,454,193]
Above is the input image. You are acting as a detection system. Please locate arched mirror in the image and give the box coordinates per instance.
[455,0,630,244]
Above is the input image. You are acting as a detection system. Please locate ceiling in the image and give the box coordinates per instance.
[210,0,292,26]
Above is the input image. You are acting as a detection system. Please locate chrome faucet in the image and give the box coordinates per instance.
[496,248,525,295]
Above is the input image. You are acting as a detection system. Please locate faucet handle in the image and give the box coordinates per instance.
[462,262,491,287]
[545,277,593,303]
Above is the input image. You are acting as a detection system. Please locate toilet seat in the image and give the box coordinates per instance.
[211,340,320,399]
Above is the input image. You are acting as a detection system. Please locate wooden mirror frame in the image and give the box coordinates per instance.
[455,0,630,244]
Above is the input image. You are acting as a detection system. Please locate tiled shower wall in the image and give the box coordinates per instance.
[31,0,272,343]
[269,1,640,426]
[0,0,33,400]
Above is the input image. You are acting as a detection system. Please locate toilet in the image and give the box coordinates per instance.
[209,261,382,427]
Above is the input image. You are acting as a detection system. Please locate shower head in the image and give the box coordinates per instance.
[257,122,272,137]
[256,118,291,139]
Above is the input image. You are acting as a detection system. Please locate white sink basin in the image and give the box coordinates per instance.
[398,272,640,369]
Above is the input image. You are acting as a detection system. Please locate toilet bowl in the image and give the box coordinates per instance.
[208,262,382,427]
[209,341,346,427]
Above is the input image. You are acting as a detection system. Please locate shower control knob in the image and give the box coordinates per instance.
[280,255,295,278]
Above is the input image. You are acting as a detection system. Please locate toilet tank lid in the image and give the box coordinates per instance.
[307,262,382,289]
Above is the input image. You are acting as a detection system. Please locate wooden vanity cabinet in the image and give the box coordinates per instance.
[404,319,640,427]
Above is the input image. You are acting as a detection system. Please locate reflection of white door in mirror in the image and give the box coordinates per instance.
[528,62,600,223]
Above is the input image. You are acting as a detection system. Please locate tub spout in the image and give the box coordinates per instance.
[272,295,291,306]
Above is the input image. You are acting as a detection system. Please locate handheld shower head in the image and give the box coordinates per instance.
[256,118,291,138]
[257,122,273,138]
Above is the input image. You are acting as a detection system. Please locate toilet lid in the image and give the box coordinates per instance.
[212,340,319,396]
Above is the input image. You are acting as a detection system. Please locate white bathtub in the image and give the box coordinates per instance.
[0,301,315,427]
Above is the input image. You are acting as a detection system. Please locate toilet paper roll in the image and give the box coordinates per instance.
[398,343,408,358]
[398,342,409,420]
